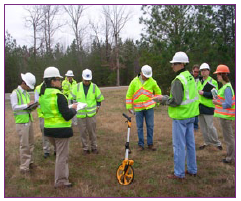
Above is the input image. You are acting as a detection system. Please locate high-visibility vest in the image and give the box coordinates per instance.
[214,83,235,120]
[71,82,104,118]
[126,76,162,111]
[34,83,43,118]
[12,88,33,123]
[62,78,77,97]
[168,71,199,120]
[39,88,72,128]
[197,76,218,108]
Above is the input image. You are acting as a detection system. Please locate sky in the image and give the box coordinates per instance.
[5,5,145,48]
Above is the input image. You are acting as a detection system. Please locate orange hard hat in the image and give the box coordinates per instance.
[213,65,230,74]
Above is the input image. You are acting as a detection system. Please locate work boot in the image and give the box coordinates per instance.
[217,145,223,150]
[83,150,90,155]
[148,145,156,151]
[199,145,206,150]
[138,145,144,151]
[29,163,37,170]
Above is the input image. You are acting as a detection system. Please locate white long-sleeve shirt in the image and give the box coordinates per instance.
[10,86,28,111]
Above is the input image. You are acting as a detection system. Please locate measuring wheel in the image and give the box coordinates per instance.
[116,160,134,185]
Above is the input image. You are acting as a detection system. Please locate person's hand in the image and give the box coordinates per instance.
[72,103,78,110]
[212,99,221,106]
[96,106,100,113]
[128,109,134,114]
[27,101,35,106]
[198,90,204,95]
[154,95,163,100]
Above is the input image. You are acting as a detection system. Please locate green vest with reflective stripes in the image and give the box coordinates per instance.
[12,88,33,123]
[214,83,235,120]
[73,82,104,118]
[197,76,218,108]
[168,71,199,120]
[34,83,43,118]
[62,78,77,97]
[39,88,72,128]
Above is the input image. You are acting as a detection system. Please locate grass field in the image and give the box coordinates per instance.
[4,87,236,197]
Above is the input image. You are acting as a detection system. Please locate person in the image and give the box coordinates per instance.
[10,72,37,174]
[197,63,222,150]
[34,82,55,159]
[62,70,77,98]
[155,52,199,179]
[70,69,104,155]
[39,66,77,188]
[191,65,200,131]
[126,65,162,151]
[212,65,235,164]
[62,70,77,126]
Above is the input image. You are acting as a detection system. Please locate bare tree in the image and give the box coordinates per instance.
[102,5,132,86]
[41,5,63,54]
[24,5,44,58]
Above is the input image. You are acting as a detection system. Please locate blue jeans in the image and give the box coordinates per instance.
[194,116,199,130]
[135,108,154,147]
[172,118,197,178]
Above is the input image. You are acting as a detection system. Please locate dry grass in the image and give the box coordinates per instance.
[5,88,236,197]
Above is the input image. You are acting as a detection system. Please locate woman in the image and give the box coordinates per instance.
[213,65,235,164]
[39,66,77,188]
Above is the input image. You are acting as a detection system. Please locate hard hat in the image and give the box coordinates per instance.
[82,69,92,80]
[65,70,74,77]
[21,72,36,89]
[213,65,230,74]
[43,66,63,78]
[170,52,189,63]
[200,63,210,70]
[141,65,152,78]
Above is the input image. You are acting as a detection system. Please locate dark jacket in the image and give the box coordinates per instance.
[44,90,77,138]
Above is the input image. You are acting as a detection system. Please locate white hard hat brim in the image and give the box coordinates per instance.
[65,73,74,76]
[142,72,152,78]
[82,75,92,80]
[21,73,34,89]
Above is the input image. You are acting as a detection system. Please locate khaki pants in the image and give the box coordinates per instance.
[219,118,235,162]
[16,122,34,171]
[199,114,221,146]
[48,137,70,186]
[39,118,51,154]
[77,116,97,151]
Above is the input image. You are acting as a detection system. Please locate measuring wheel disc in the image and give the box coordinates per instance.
[116,164,134,185]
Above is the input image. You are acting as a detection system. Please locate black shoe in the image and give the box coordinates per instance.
[44,153,50,159]
[199,145,206,150]
[222,159,231,164]
[217,146,223,150]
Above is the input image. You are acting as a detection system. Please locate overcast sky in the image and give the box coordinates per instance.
[5,5,145,48]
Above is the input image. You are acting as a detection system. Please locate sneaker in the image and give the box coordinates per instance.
[222,159,232,164]
[217,146,223,150]
[199,145,206,150]
[185,170,197,177]
[44,153,50,159]
[147,145,157,151]
[83,150,90,155]
[91,149,99,154]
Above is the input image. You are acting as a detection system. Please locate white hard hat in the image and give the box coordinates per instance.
[82,69,92,80]
[21,72,36,89]
[200,63,210,70]
[141,65,152,78]
[170,52,189,63]
[43,66,63,78]
[65,70,74,77]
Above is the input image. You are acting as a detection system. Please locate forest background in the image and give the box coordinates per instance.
[5,5,235,94]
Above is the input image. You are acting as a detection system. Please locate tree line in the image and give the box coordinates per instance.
[5,5,235,93]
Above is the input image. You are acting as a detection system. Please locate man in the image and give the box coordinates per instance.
[62,70,77,98]
[10,72,37,174]
[191,65,200,131]
[155,52,199,179]
[70,69,104,155]
[126,65,162,151]
[62,70,77,125]
[197,63,222,150]
[34,82,55,158]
